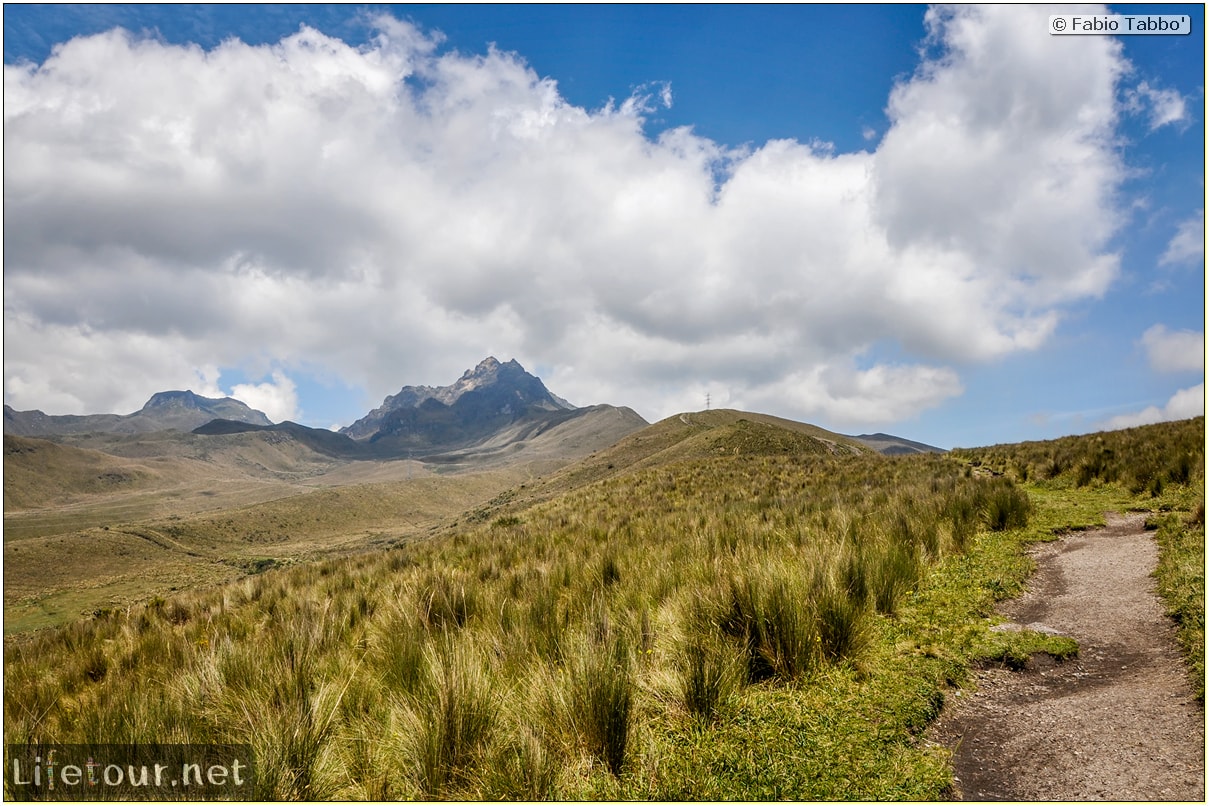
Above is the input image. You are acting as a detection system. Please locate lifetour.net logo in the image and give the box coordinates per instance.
[5,744,254,801]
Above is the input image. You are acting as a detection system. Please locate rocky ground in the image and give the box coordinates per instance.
[929,512,1205,801]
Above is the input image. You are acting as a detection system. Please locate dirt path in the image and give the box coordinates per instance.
[930,512,1205,801]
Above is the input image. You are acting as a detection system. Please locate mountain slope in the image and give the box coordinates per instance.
[496,408,871,510]
[192,419,372,459]
[341,357,575,451]
[3,435,161,510]
[416,403,648,471]
[195,404,648,469]
[849,433,946,455]
[3,391,271,437]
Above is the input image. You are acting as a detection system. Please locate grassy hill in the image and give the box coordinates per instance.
[492,409,869,512]
[4,435,162,510]
[3,414,1202,800]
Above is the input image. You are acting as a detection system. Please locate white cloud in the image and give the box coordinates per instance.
[230,371,300,423]
[1141,325,1204,374]
[2,7,1135,428]
[743,359,965,427]
[1160,211,1205,267]
[1124,80,1189,131]
[1102,383,1205,430]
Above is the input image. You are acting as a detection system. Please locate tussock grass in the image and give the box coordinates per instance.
[955,417,1204,499]
[7,417,1202,799]
[1152,507,1206,701]
[569,632,634,777]
[715,565,820,683]
[404,635,498,798]
[678,635,740,723]
[983,480,1032,531]
[812,571,872,666]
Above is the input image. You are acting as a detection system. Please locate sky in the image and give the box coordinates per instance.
[3,3,1204,449]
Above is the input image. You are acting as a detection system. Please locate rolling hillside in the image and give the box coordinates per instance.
[4,435,161,510]
[2,412,1202,800]
[501,409,870,509]
[2,408,852,632]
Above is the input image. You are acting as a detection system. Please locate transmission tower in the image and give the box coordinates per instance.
[705,392,711,411]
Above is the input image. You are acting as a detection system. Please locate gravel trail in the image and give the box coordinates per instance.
[930,512,1205,801]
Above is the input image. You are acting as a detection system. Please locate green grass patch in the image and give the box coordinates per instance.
[972,629,1080,670]
[1152,507,1206,701]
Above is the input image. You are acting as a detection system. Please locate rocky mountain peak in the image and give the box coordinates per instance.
[340,357,575,444]
[466,356,502,377]
[144,390,210,409]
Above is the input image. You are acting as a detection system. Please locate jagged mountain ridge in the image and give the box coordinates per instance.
[5,359,943,458]
[340,357,578,451]
[189,358,646,463]
[3,391,271,437]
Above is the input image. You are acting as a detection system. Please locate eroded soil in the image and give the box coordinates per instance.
[930,512,1205,801]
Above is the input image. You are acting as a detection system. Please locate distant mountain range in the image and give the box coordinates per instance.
[2,359,942,458]
[198,357,644,462]
[3,390,271,437]
[848,433,946,455]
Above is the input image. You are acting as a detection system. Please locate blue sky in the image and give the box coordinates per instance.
[3,4,1204,449]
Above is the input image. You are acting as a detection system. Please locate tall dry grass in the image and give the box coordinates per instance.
[5,448,1047,798]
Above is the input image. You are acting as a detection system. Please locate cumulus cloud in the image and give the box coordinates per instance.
[1141,325,1204,374]
[3,7,1134,428]
[1124,80,1189,131]
[1102,383,1205,430]
[1160,211,1205,267]
[740,359,965,426]
[230,371,300,423]
[1103,323,1205,430]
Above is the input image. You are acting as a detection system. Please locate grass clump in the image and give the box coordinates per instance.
[1152,507,1206,701]
[982,480,1032,531]
[481,725,558,800]
[418,572,477,631]
[678,635,740,723]
[812,572,872,666]
[973,628,1080,670]
[405,636,498,798]
[866,541,921,616]
[717,567,819,684]
[569,632,634,777]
